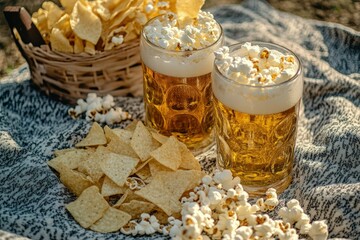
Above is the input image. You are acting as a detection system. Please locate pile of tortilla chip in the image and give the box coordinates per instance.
[48,121,204,233]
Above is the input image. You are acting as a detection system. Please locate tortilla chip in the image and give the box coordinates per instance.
[101,176,125,197]
[104,126,138,158]
[112,128,133,144]
[75,123,107,148]
[155,170,205,200]
[59,165,94,196]
[135,178,181,216]
[148,160,172,176]
[131,121,160,161]
[134,164,151,180]
[178,142,202,171]
[48,149,90,172]
[100,153,139,186]
[90,207,131,233]
[150,136,181,170]
[66,186,109,228]
[118,200,156,219]
[77,146,110,182]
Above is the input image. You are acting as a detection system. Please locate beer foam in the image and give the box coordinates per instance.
[213,43,303,114]
[141,11,223,77]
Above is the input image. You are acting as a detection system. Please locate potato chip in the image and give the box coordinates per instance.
[93,1,111,21]
[150,136,181,171]
[70,1,102,45]
[74,36,84,53]
[135,178,181,216]
[50,28,73,53]
[84,41,96,55]
[60,0,77,13]
[118,200,155,219]
[100,153,139,187]
[109,0,136,20]
[176,0,205,19]
[77,146,110,182]
[104,126,138,158]
[90,207,131,233]
[75,122,107,147]
[48,149,90,172]
[53,14,72,37]
[131,121,160,161]
[59,165,94,196]
[178,142,202,171]
[66,186,109,228]
[42,1,64,30]
[101,176,125,197]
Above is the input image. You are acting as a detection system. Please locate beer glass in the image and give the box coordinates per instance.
[140,15,224,154]
[212,42,303,195]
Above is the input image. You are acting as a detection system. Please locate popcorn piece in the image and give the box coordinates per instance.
[308,221,328,240]
[111,35,124,45]
[68,93,131,124]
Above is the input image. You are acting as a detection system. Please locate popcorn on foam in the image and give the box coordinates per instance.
[121,169,328,240]
[214,42,299,86]
[143,11,221,51]
[68,93,131,125]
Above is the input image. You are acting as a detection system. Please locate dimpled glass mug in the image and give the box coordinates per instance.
[140,14,224,154]
[212,42,303,195]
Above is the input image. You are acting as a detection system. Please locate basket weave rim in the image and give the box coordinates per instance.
[21,39,140,61]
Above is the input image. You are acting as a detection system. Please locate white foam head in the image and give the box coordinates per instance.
[212,42,303,115]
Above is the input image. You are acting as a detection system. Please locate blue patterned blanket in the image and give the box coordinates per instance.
[1,0,359,239]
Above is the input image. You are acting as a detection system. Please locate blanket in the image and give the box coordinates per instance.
[1,0,359,239]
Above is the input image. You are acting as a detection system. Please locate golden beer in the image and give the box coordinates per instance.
[143,65,214,150]
[214,97,300,193]
[140,14,224,153]
[212,42,303,195]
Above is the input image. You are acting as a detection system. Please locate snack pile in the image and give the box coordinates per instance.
[31,0,174,53]
[143,11,221,51]
[48,121,204,232]
[31,0,209,54]
[214,43,299,85]
[48,121,328,239]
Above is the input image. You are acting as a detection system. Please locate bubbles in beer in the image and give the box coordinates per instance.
[166,85,200,111]
[145,105,165,130]
[144,68,163,106]
[169,114,200,134]
[214,97,299,189]
[143,65,214,149]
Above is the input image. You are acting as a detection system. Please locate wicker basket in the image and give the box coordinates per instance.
[4,6,143,104]
[19,40,143,104]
